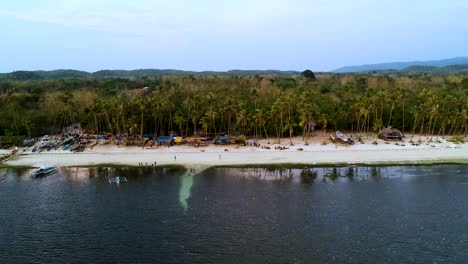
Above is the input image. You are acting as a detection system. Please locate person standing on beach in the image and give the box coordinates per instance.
[174,155,176,161]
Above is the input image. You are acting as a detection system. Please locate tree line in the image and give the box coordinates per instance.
[0,72,467,145]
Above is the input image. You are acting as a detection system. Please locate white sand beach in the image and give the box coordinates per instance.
[2,135,467,168]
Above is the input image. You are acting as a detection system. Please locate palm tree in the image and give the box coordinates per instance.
[87,98,102,134]
[7,101,20,135]
[397,87,407,133]
[236,108,248,136]
[183,97,195,135]
[386,92,397,128]
[160,94,175,134]
[22,119,33,139]
[222,96,238,135]
[205,109,218,135]
[128,121,139,144]
[284,94,297,144]
[254,108,270,143]
[271,96,290,143]
[298,90,320,144]
[174,112,187,137]
[319,113,328,136]
[249,88,259,137]
[138,97,146,147]
[199,116,210,136]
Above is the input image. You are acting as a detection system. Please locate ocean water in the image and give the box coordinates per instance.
[1,165,468,263]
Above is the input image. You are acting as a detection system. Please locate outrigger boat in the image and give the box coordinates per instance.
[108,175,127,184]
[32,166,58,177]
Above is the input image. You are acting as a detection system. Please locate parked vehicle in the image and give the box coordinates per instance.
[39,135,51,148]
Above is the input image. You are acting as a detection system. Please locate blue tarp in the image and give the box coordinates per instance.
[214,137,229,144]
[157,136,173,143]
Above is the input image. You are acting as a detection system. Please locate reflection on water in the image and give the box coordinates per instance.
[300,169,317,184]
[178,165,209,210]
[1,167,36,181]
[61,167,93,183]
[225,165,410,184]
[1,164,468,263]
[178,173,193,211]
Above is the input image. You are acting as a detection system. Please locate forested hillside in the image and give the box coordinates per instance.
[0,69,301,81]
[334,57,468,73]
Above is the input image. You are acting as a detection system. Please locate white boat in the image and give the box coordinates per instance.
[32,166,58,177]
[334,130,355,145]
[108,176,127,184]
[39,135,51,148]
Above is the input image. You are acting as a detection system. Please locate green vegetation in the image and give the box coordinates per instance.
[0,72,467,144]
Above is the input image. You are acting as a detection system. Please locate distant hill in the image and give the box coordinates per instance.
[1,62,466,82]
[399,64,468,75]
[334,57,468,73]
[349,64,468,75]
[0,69,301,81]
[0,69,91,81]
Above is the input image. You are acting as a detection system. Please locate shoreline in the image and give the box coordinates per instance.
[2,135,467,168]
[3,160,468,170]
[3,147,467,169]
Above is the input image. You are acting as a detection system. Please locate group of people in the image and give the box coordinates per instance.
[274,145,289,150]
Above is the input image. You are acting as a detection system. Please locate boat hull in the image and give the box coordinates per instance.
[32,167,58,177]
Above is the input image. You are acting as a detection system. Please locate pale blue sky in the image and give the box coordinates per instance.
[0,0,467,72]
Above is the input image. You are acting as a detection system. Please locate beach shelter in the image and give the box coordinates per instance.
[378,127,403,140]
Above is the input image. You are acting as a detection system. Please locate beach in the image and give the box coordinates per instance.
[3,134,467,168]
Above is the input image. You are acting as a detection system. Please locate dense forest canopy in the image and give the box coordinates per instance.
[0,72,467,145]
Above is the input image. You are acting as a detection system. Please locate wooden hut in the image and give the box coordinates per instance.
[378,127,403,140]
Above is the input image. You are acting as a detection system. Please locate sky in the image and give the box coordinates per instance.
[0,0,467,72]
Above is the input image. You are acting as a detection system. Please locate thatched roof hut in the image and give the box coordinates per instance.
[378,127,403,140]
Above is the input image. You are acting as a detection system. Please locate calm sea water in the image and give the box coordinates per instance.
[1,165,468,264]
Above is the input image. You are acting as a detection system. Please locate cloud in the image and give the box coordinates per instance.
[2,0,466,34]
[0,0,317,36]
[0,1,186,36]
